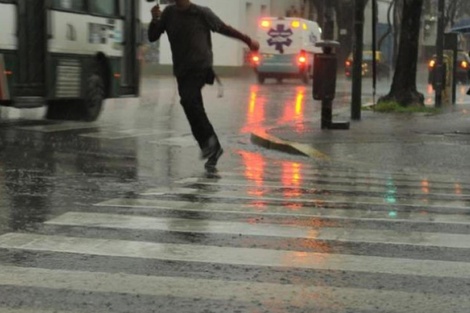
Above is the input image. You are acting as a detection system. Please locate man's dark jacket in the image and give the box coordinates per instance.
[148,3,252,77]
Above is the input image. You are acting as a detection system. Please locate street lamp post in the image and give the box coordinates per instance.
[351,0,365,120]
[435,0,445,108]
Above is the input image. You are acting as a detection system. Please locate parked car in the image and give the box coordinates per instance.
[427,51,470,84]
[344,51,391,80]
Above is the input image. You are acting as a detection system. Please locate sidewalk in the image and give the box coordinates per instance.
[251,102,470,175]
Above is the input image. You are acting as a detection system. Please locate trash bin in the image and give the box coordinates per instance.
[312,41,349,130]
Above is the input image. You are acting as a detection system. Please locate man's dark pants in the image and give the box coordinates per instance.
[176,70,219,153]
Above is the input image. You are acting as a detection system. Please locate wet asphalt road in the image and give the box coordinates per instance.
[0,72,470,312]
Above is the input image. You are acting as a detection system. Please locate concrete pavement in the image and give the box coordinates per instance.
[251,101,470,175]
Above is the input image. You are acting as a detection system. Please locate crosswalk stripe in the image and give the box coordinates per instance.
[148,135,198,147]
[79,129,173,139]
[140,187,470,212]
[230,166,470,186]
[176,177,470,197]
[0,309,80,313]
[1,233,469,279]
[0,265,468,312]
[46,212,470,249]
[95,198,470,225]
[17,122,104,133]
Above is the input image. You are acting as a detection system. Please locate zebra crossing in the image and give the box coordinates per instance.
[0,162,470,312]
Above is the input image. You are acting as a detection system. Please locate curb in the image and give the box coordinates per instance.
[250,129,330,161]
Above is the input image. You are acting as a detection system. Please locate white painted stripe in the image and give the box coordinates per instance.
[0,265,469,312]
[96,198,470,225]
[141,187,470,210]
[80,129,173,139]
[18,122,105,133]
[226,170,470,191]
[232,164,470,184]
[46,212,470,249]
[0,309,80,313]
[176,177,470,197]
[149,136,198,147]
[1,233,470,279]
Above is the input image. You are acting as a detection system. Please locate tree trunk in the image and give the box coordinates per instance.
[335,0,355,69]
[379,0,424,106]
[310,0,325,29]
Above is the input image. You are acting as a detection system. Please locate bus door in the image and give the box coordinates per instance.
[15,0,47,103]
[120,0,140,96]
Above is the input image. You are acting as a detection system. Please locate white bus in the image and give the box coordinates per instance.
[0,0,141,121]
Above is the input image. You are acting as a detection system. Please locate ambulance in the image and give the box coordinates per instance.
[251,17,322,84]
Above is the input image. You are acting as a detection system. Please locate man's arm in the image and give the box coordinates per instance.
[218,24,259,51]
[201,7,259,51]
[148,5,165,43]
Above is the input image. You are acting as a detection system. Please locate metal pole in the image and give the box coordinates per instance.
[435,0,445,108]
[372,0,377,104]
[351,0,365,120]
[322,0,335,129]
[324,0,334,40]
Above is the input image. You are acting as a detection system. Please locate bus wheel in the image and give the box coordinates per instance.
[45,74,104,121]
[79,73,105,122]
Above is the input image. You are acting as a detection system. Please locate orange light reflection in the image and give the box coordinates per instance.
[239,151,267,201]
[278,87,306,132]
[241,85,267,134]
[282,162,303,201]
[421,179,430,194]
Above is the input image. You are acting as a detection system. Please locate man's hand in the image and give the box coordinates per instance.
[249,39,260,52]
[151,5,161,20]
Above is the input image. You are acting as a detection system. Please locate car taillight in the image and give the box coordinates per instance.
[429,60,436,68]
[298,52,307,65]
[345,60,352,67]
[251,53,261,66]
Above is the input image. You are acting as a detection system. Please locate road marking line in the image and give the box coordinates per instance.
[17,122,105,133]
[46,212,470,249]
[0,309,81,313]
[95,198,470,225]
[148,136,198,147]
[140,187,470,211]
[229,166,470,188]
[175,177,470,197]
[1,233,470,279]
[80,129,173,139]
[0,265,468,312]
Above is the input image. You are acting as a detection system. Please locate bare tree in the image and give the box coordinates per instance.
[306,0,362,65]
[444,0,470,28]
[379,0,425,106]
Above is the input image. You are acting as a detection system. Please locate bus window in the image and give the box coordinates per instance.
[89,0,116,17]
[52,0,84,11]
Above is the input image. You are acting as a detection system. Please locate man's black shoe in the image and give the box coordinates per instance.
[201,136,218,159]
[205,147,224,171]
